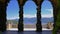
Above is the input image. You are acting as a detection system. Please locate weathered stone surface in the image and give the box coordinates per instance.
[0,0,10,32]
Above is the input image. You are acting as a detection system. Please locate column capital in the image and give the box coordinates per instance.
[0,0,10,4]
[33,0,43,6]
[17,0,27,6]
[49,0,59,14]
[0,0,10,7]
[49,0,58,8]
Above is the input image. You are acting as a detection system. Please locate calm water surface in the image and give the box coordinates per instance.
[1,30,52,34]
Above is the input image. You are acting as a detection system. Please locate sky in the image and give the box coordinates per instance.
[7,0,53,20]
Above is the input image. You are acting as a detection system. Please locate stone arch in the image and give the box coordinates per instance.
[0,0,59,32]
[33,0,44,32]
[23,0,37,31]
[49,0,58,27]
[6,0,19,30]
[41,0,54,29]
[0,0,10,31]
[49,0,59,34]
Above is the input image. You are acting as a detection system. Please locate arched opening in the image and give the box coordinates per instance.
[23,0,37,31]
[41,0,54,30]
[6,0,19,31]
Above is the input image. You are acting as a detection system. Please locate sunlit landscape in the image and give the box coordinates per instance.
[6,0,54,31]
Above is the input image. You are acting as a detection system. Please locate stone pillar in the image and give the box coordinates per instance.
[33,0,43,32]
[18,6,24,31]
[36,5,42,32]
[49,0,58,28]
[0,0,10,32]
[17,0,27,32]
[49,0,59,34]
[55,0,60,34]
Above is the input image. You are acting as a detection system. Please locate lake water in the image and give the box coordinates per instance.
[1,30,52,34]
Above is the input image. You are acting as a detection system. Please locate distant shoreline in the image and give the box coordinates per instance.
[7,28,52,31]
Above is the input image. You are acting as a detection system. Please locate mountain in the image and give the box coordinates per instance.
[41,17,54,24]
[7,17,54,24]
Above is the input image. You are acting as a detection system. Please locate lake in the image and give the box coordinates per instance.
[1,30,52,34]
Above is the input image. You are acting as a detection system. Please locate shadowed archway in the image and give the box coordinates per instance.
[23,0,37,31]
[6,0,19,31]
[41,0,54,30]
[49,0,60,34]
[0,0,10,32]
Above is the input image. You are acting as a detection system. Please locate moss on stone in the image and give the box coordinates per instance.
[53,0,60,34]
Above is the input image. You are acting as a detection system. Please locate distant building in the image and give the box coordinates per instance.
[7,23,12,30]
[7,22,18,30]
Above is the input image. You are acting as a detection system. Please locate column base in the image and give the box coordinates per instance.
[36,23,42,32]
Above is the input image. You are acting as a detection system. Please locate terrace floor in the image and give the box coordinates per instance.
[7,28,52,31]
[1,30,52,34]
[0,28,52,34]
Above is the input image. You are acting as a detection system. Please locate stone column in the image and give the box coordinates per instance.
[36,5,42,32]
[17,0,27,32]
[18,5,24,31]
[49,0,59,34]
[33,0,43,32]
[49,0,58,28]
[0,0,10,32]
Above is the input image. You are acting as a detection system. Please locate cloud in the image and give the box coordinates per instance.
[24,14,53,18]
[7,14,36,20]
[41,14,53,18]
[23,14,36,18]
[7,16,19,20]
[45,9,53,14]
[41,9,53,18]
[7,14,53,20]
[7,9,53,20]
